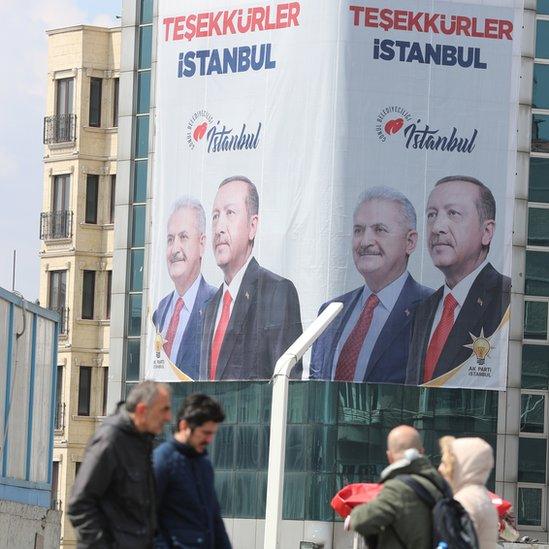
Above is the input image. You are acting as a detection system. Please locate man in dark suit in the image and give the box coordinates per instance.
[310,186,433,384]
[200,176,302,381]
[405,176,511,386]
[153,197,216,380]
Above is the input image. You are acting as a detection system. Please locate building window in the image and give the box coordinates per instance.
[52,174,70,212]
[51,461,60,509]
[518,437,547,483]
[113,78,119,127]
[89,77,102,127]
[82,270,95,320]
[531,114,549,153]
[109,175,116,224]
[518,485,544,527]
[520,393,546,434]
[48,270,67,311]
[137,72,151,114]
[524,301,548,340]
[528,207,549,247]
[77,366,92,416]
[106,271,112,320]
[525,251,549,296]
[529,157,549,203]
[55,365,63,430]
[522,344,549,390]
[102,367,109,416]
[56,78,74,116]
[85,174,99,224]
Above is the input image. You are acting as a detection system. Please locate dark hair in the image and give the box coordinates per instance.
[176,393,225,431]
[435,175,496,223]
[219,175,259,218]
[125,380,171,412]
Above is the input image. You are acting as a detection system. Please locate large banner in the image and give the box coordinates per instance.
[146,0,522,390]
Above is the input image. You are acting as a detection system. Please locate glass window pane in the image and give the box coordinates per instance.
[132,205,146,247]
[522,344,549,389]
[130,249,144,292]
[140,0,153,24]
[134,160,147,202]
[233,472,257,518]
[137,71,151,114]
[82,270,95,320]
[518,438,547,483]
[237,383,261,423]
[533,64,549,109]
[89,77,102,127]
[282,472,305,519]
[138,26,152,69]
[235,426,260,469]
[211,425,234,469]
[524,301,548,340]
[518,487,543,526]
[126,338,140,381]
[532,113,549,152]
[528,208,549,247]
[520,394,545,434]
[526,251,549,296]
[85,175,99,224]
[128,294,142,337]
[537,20,549,58]
[77,366,92,416]
[135,115,149,158]
[305,473,334,521]
[214,471,234,517]
[529,158,549,203]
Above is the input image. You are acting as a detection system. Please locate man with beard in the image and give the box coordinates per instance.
[200,175,302,380]
[310,186,432,383]
[405,176,511,385]
[153,197,216,380]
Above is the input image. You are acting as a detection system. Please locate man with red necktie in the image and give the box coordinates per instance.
[153,197,216,380]
[405,176,511,386]
[200,176,302,381]
[310,186,433,384]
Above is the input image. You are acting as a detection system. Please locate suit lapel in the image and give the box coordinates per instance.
[201,286,222,379]
[433,265,496,377]
[417,287,443,373]
[176,277,207,365]
[215,259,259,380]
[364,275,418,378]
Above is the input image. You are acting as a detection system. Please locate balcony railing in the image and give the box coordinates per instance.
[43,113,76,144]
[54,402,65,431]
[40,210,73,240]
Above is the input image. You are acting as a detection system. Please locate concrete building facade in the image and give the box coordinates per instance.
[39,25,120,547]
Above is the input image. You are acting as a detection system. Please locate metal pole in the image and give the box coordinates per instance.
[264,302,343,549]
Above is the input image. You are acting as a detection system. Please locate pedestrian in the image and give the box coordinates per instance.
[153,393,231,548]
[67,380,172,549]
[346,425,446,548]
[438,436,498,549]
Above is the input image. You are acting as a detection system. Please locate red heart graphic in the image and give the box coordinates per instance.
[384,118,404,135]
[193,122,208,141]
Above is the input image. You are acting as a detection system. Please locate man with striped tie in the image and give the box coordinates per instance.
[199,175,302,381]
[405,176,511,386]
[153,197,216,380]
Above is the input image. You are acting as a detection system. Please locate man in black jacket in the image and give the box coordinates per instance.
[153,393,231,549]
[68,381,172,549]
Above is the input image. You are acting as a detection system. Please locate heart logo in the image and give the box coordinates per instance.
[384,118,404,135]
[193,122,208,141]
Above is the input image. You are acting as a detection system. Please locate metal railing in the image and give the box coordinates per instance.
[43,113,77,144]
[40,210,73,240]
[53,306,69,336]
[54,402,65,431]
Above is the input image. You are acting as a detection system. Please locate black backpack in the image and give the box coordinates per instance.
[397,474,479,549]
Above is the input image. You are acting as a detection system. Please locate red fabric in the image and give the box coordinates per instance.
[424,293,458,382]
[487,491,512,517]
[335,294,379,381]
[210,290,232,380]
[331,483,383,518]
[163,297,184,357]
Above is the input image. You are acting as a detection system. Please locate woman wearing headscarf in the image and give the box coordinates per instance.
[438,436,498,549]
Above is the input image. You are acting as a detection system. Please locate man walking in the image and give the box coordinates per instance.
[68,380,172,548]
[347,425,446,548]
[153,393,231,548]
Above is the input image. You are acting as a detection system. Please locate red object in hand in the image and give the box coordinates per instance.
[331,483,383,518]
[487,491,512,518]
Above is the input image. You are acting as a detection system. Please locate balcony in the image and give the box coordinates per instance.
[43,113,76,144]
[54,401,65,431]
[40,210,73,240]
[53,306,70,336]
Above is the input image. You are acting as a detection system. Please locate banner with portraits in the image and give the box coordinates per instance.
[146,0,523,390]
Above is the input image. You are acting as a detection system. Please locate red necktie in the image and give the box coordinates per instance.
[210,290,232,380]
[423,293,459,382]
[335,294,380,381]
[163,297,184,358]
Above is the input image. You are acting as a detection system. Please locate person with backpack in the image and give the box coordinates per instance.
[438,436,498,549]
[346,425,447,548]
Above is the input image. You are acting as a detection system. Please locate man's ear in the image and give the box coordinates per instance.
[178,418,189,432]
[481,220,495,247]
[135,401,147,417]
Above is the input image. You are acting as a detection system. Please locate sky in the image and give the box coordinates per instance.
[0,0,121,302]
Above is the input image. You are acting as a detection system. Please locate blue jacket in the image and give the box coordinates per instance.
[310,274,433,384]
[153,439,231,549]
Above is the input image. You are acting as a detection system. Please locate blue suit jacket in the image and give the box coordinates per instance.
[310,274,433,384]
[152,276,216,380]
